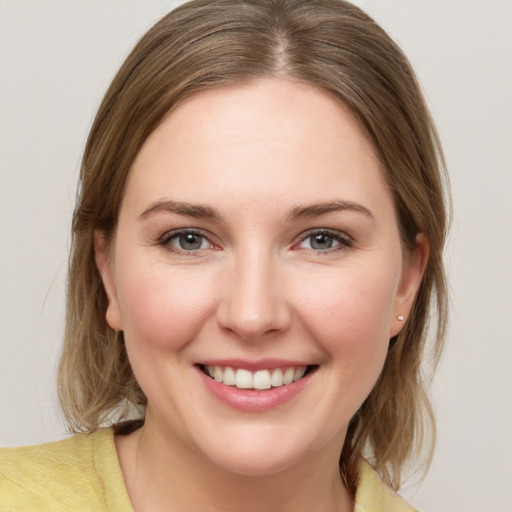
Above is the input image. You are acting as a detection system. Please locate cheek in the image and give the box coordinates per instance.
[115,260,216,351]
[295,264,399,374]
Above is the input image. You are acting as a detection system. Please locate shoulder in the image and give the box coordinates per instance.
[1,429,101,473]
[354,459,419,512]
[0,428,132,511]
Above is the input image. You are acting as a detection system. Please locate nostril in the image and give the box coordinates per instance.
[216,304,292,341]
[215,269,292,340]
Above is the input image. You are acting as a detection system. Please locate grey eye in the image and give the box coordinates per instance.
[171,232,209,251]
[296,230,350,252]
[308,233,335,250]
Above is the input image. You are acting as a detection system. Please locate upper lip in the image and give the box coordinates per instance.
[196,358,315,371]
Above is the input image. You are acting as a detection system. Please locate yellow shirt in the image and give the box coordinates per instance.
[0,428,417,511]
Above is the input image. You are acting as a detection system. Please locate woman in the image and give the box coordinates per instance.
[0,0,449,510]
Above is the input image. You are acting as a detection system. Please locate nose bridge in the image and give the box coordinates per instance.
[217,244,290,339]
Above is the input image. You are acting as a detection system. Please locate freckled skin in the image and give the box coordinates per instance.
[95,78,426,511]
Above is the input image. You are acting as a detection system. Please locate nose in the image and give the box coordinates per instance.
[216,250,292,341]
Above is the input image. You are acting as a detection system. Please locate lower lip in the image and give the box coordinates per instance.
[196,367,314,412]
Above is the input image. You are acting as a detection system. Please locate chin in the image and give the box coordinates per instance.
[208,449,303,477]
[194,427,319,477]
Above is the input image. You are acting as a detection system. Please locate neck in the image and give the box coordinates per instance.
[115,417,353,512]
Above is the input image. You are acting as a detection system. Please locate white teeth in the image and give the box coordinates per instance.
[253,370,272,390]
[235,368,253,389]
[271,368,284,387]
[214,366,223,383]
[294,367,306,381]
[283,368,295,385]
[223,366,236,386]
[204,365,309,390]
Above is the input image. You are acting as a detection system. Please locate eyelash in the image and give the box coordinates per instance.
[156,228,353,255]
[295,229,353,254]
[157,228,216,256]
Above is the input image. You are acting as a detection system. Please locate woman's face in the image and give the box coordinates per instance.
[96,78,425,475]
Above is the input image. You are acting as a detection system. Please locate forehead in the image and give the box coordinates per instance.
[124,78,391,217]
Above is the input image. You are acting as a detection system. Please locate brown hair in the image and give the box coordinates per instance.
[58,0,449,493]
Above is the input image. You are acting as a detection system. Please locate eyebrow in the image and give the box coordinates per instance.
[139,198,374,223]
[140,200,222,220]
[287,200,375,221]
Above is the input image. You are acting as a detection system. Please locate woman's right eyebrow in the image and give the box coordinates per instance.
[139,199,222,220]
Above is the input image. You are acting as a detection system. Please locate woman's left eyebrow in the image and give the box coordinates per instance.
[286,200,375,221]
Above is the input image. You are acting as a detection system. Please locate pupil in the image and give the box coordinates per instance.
[311,234,333,250]
[180,233,202,250]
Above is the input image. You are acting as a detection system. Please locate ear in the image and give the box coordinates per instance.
[390,233,429,337]
[94,230,123,331]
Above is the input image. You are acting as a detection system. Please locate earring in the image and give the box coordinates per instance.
[397,315,404,321]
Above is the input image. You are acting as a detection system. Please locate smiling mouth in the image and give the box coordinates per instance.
[198,364,318,391]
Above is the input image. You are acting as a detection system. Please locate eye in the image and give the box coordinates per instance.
[160,229,213,252]
[296,230,352,252]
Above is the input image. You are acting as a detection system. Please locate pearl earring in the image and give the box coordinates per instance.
[397,315,404,321]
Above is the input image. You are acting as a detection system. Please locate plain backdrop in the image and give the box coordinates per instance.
[1,1,511,511]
